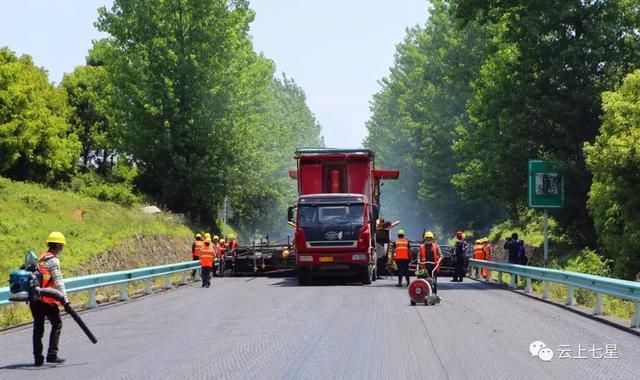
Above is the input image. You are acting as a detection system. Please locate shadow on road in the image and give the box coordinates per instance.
[0,362,89,370]
[269,277,387,287]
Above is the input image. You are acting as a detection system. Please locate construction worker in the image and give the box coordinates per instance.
[419,231,442,294]
[452,231,468,282]
[481,238,492,278]
[30,232,70,366]
[212,235,223,276]
[227,233,239,253]
[199,237,215,288]
[392,229,411,287]
[191,233,204,279]
[472,239,484,278]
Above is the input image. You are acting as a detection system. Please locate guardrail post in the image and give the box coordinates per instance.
[632,303,640,328]
[543,281,550,299]
[524,278,532,294]
[179,272,188,285]
[164,275,173,289]
[144,279,153,294]
[566,286,574,306]
[509,273,516,289]
[87,288,97,309]
[498,272,503,285]
[119,283,129,301]
[594,293,604,315]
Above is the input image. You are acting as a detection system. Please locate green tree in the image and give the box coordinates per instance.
[585,69,640,279]
[0,47,80,183]
[450,0,640,245]
[61,40,117,173]
[366,0,500,236]
[96,0,258,223]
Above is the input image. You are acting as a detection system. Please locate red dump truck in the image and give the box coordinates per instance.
[287,148,399,285]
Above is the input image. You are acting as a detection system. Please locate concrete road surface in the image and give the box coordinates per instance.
[1,276,639,380]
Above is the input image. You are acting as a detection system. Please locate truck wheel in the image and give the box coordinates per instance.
[297,268,311,286]
[410,300,417,306]
[360,266,372,285]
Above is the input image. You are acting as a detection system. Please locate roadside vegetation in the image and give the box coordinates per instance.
[366,0,640,280]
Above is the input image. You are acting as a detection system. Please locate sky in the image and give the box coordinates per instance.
[0,0,428,148]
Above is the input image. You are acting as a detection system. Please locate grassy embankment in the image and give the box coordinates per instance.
[485,211,635,320]
[0,176,196,327]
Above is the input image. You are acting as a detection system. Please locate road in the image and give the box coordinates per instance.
[1,276,639,380]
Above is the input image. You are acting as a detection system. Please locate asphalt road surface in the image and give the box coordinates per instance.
[1,276,639,380]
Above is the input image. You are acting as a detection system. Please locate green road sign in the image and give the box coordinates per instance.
[528,160,564,208]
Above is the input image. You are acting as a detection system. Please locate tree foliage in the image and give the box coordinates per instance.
[95,0,321,233]
[365,0,501,236]
[61,40,117,173]
[450,0,640,245]
[0,48,80,183]
[585,69,640,278]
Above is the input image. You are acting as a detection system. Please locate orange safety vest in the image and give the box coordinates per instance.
[394,238,410,260]
[200,244,215,268]
[473,244,484,260]
[483,243,492,261]
[212,242,222,260]
[38,252,59,305]
[193,240,204,259]
[420,243,440,272]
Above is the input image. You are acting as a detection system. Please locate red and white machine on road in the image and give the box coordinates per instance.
[288,148,399,285]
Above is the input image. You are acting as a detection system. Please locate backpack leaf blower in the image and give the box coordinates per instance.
[9,268,98,344]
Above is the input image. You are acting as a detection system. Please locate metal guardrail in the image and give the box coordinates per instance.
[0,261,200,308]
[468,259,640,328]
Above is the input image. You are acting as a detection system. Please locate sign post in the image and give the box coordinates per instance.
[528,160,564,265]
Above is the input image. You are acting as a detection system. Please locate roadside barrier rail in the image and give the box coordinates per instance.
[468,259,640,328]
[0,261,200,308]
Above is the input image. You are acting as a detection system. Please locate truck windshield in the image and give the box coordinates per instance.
[298,204,364,227]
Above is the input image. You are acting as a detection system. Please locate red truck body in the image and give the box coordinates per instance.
[288,148,398,285]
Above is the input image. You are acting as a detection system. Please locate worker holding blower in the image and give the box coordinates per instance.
[30,232,70,366]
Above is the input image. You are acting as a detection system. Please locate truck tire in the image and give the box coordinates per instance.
[297,268,311,286]
[360,266,372,285]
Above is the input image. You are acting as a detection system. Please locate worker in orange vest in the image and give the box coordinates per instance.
[30,232,70,366]
[227,233,239,253]
[393,229,411,287]
[199,237,215,288]
[420,231,443,294]
[191,233,204,279]
[481,238,491,278]
[212,235,223,276]
[472,239,484,278]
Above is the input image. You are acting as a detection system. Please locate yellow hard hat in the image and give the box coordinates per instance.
[475,239,481,244]
[47,231,67,246]
[213,235,220,241]
[220,239,225,244]
[195,233,202,239]
[397,229,405,236]
[228,233,236,239]
[204,233,211,239]
[204,237,212,244]
[481,238,488,243]
[424,231,434,240]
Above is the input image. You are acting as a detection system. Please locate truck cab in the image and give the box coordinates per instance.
[288,148,398,285]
